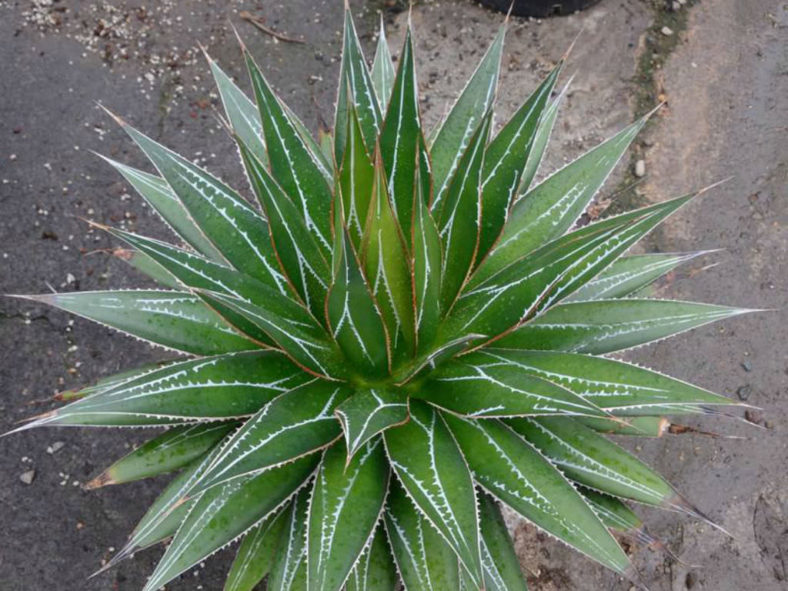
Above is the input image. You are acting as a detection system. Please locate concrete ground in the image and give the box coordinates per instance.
[0,0,785,590]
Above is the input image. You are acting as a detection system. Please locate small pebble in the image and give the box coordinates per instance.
[47,441,66,454]
[741,360,752,372]
[661,26,674,36]
[685,571,698,588]
[736,385,752,401]
[745,409,763,425]
[634,159,646,177]
[20,470,36,485]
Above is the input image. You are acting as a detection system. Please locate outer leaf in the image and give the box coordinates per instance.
[419,351,606,418]
[117,121,287,291]
[478,493,528,591]
[87,422,236,488]
[361,154,415,357]
[577,487,645,537]
[245,51,333,255]
[191,380,349,493]
[566,252,708,301]
[22,351,307,428]
[430,25,504,210]
[445,416,631,577]
[371,15,395,110]
[578,415,668,437]
[307,440,390,591]
[448,194,693,340]
[437,111,491,311]
[479,62,562,258]
[335,7,382,162]
[103,448,225,569]
[224,507,289,591]
[196,290,346,379]
[509,417,677,507]
[497,299,750,354]
[206,54,268,168]
[327,224,390,377]
[475,116,647,284]
[482,349,735,415]
[384,480,461,591]
[107,227,316,347]
[238,138,330,315]
[412,183,443,351]
[345,526,398,591]
[384,400,483,586]
[98,156,224,262]
[340,105,375,248]
[269,489,310,591]
[334,388,408,461]
[519,81,568,194]
[143,455,317,591]
[114,248,181,289]
[379,26,420,237]
[17,290,258,356]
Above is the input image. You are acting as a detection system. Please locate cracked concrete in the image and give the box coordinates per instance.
[1,0,785,590]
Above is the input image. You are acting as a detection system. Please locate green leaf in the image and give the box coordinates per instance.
[225,507,289,591]
[269,489,310,591]
[104,452,218,568]
[384,479,462,591]
[509,417,677,507]
[448,194,694,340]
[195,290,346,379]
[566,252,708,301]
[445,415,631,577]
[87,422,236,488]
[437,111,491,311]
[478,493,528,591]
[478,63,562,259]
[577,487,644,537]
[23,351,307,428]
[482,349,735,415]
[345,526,398,591]
[106,227,316,347]
[577,415,668,437]
[307,440,390,591]
[419,350,606,418]
[430,25,504,210]
[393,333,482,386]
[384,400,483,586]
[519,80,569,195]
[116,120,287,291]
[497,299,750,354]
[98,157,224,262]
[191,380,349,493]
[245,50,333,255]
[327,223,390,377]
[379,26,421,237]
[335,7,382,162]
[361,155,415,357]
[474,116,649,285]
[143,455,317,591]
[335,388,408,461]
[18,290,258,356]
[114,248,181,289]
[412,184,443,351]
[206,53,268,169]
[340,105,375,249]
[238,137,330,316]
[371,16,395,110]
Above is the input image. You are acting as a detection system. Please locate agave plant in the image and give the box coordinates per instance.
[10,6,752,591]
